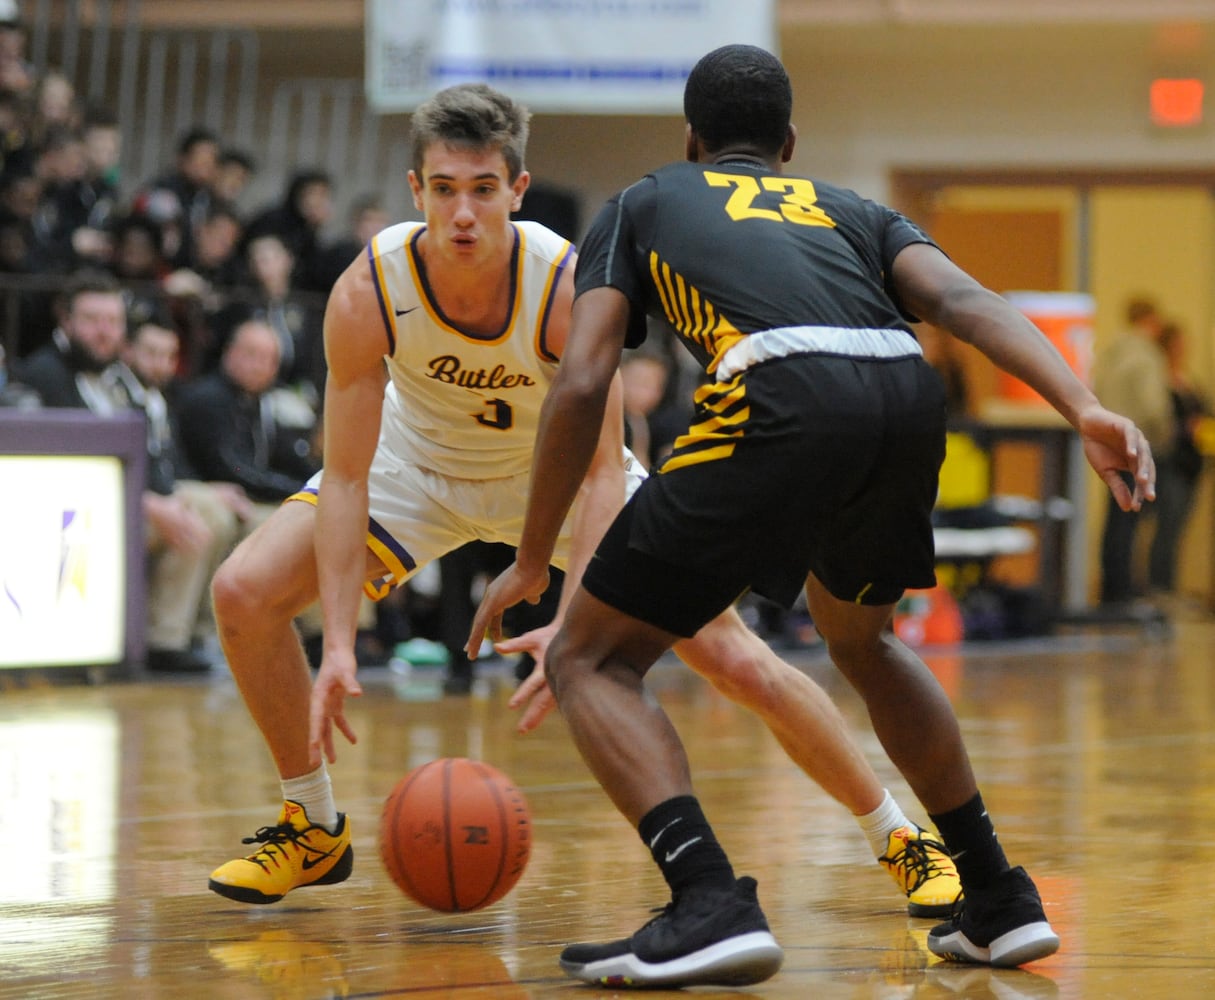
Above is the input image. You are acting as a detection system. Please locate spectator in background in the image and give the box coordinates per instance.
[0,167,41,240]
[0,339,38,407]
[162,201,244,373]
[174,316,320,507]
[214,147,257,211]
[30,124,87,270]
[12,267,127,411]
[27,67,79,150]
[0,203,28,271]
[1148,320,1210,597]
[6,270,233,673]
[132,126,221,268]
[62,106,122,258]
[1093,296,1172,609]
[619,350,672,471]
[0,4,34,99]
[167,201,244,293]
[42,107,123,270]
[435,540,565,694]
[83,106,122,190]
[0,170,39,276]
[108,213,172,334]
[0,88,33,176]
[244,168,334,293]
[316,190,388,291]
[215,230,325,413]
[513,177,581,240]
[115,316,252,672]
[0,169,56,352]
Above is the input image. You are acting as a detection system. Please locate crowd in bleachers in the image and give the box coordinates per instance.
[0,11,715,680]
[0,10,404,672]
[0,8,393,389]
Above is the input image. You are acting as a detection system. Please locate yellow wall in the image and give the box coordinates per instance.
[920,183,1215,606]
[1088,187,1215,601]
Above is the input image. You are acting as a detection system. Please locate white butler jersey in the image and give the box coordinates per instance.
[367,219,575,479]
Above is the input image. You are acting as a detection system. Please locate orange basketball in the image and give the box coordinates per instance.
[379,757,532,912]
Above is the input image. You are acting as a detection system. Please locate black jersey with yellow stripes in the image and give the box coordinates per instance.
[574,159,939,372]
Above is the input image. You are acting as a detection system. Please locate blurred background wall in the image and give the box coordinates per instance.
[23,0,1215,604]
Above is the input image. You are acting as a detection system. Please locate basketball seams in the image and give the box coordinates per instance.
[382,759,433,907]
[467,761,510,910]
[442,758,459,911]
[380,756,530,913]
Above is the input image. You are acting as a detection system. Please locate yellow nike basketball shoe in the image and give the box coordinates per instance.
[879,825,963,918]
[209,800,353,904]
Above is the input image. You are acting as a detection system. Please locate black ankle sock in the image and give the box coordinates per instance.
[929,792,1010,891]
[637,795,735,895]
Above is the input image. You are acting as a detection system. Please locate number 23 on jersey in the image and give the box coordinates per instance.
[704,171,837,229]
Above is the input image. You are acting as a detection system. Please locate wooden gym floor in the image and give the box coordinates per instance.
[4,615,1215,999]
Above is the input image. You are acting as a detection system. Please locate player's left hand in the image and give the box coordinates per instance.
[309,647,363,767]
[465,560,550,659]
[495,623,559,733]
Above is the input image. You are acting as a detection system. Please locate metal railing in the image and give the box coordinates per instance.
[22,1,402,221]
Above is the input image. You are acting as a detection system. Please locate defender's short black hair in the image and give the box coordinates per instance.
[683,44,792,156]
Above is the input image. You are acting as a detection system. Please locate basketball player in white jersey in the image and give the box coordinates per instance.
[206,83,960,917]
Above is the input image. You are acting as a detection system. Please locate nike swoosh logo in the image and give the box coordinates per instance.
[395,306,419,317]
[301,853,331,870]
[664,836,702,863]
[649,817,683,849]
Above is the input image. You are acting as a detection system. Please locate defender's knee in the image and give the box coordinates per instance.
[542,630,583,703]
[544,629,642,706]
[820,626,897,686]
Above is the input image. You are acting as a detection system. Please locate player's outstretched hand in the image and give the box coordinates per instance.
[466,560,550,659]
[1076,403,1157,512]
[497,623,559,733]
[308,647,363,767]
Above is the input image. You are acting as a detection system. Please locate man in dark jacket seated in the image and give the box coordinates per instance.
[175,317,320,508]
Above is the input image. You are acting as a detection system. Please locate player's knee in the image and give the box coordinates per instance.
[542,631,578,700]
[543,631,619,704]
[708,645,777,708]
[819,626,887,678]
[211,551,273,630]
[210,557,244,628]
[683,620,780,709]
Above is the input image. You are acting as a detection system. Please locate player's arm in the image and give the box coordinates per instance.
[520,286,629,570]
[308,257,388,765]
[563,371,626,606]
[546,266,627,620]
[467,285,629,650]
[495,270,627,731]
[892,241,1154,511]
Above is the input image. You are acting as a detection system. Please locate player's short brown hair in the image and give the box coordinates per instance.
[410,83,531,181]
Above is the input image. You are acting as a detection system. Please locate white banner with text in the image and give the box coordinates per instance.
[366,0,776,114]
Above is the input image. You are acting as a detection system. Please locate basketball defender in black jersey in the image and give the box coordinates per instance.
[472,44,1155,987]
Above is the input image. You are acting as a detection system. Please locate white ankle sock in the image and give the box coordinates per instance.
[858,789,912,858]
[281,765,339,832]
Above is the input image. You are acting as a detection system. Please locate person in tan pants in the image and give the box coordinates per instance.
[118,317,253,672]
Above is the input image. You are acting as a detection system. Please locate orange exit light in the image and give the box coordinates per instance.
[1150,77,1204,127]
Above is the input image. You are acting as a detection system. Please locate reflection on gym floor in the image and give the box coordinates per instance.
[3,620,1215,997]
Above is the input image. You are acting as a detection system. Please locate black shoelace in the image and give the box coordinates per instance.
[240,822,330,872]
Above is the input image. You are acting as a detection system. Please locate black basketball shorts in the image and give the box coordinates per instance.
[581,353,947,637]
